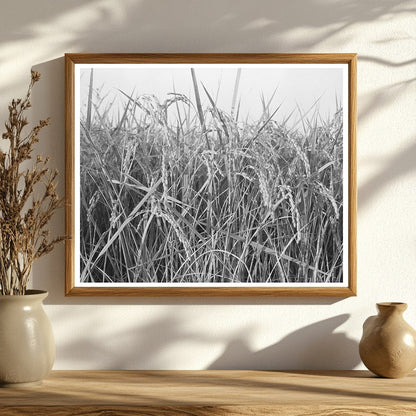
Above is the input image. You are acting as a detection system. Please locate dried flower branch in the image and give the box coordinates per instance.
[0,71,65,295]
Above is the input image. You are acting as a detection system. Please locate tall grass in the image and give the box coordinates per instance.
[79,69,344,284]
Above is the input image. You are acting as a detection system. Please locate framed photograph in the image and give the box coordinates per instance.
[65,53,356,296]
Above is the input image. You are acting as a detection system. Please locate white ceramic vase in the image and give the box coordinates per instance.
[0,290,55,387]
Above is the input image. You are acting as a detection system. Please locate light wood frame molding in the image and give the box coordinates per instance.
[65,53,357,297]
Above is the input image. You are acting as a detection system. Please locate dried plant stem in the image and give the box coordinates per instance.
[0,71,65,295]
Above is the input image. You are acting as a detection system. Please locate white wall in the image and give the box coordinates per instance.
[1,0,415,370]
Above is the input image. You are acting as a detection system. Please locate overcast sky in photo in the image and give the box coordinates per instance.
[79,64,345,128]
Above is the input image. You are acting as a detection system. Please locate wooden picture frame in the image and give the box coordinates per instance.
[65,53,356,296]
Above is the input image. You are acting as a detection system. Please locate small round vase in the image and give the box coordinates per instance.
[359,302,416,378]
[0,290,55,387]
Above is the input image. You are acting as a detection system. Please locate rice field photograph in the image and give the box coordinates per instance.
[65,54,356,295]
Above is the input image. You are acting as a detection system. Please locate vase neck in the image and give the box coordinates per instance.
[377,302,407,317]
[0,290,48,304]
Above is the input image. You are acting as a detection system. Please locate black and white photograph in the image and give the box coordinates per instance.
[66,54,356,295]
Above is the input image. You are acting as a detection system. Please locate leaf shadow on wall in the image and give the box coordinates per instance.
[0,0,414,96]
[1,0,413,51]
[359,139,416,209]
[60,0,413,53]
[54,312,214,369]
[356,56,416,209]
[53,308,359,370]
[207,314,360,370]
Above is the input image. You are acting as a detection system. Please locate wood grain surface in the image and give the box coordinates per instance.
[1,370,415,415]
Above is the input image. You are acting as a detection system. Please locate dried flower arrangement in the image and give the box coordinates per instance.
[0,71,65,295]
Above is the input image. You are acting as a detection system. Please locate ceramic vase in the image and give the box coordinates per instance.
[0,290,55,387]
[359,302,416,378]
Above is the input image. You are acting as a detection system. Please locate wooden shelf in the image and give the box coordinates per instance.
[1,370,415,415]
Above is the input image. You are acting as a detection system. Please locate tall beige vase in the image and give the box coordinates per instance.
[0,290,55,387]
[359,302,416,378]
